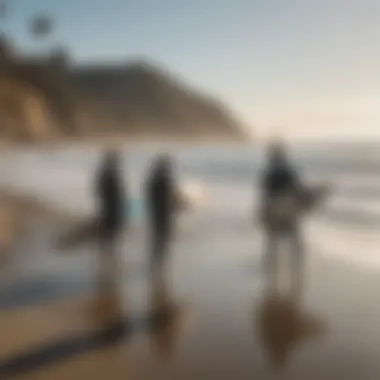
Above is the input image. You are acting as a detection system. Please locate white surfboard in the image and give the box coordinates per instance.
[175,180,208,212]
[260,184,330,231]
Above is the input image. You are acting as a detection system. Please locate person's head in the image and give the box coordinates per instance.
[103,149,121,171]
[267,140,287,166]
[154,153,173,175]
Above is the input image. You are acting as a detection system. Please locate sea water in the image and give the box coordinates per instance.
[1,142,380,270]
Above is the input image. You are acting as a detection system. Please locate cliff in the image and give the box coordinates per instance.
[72,61,247,140]
[0,45,247,142]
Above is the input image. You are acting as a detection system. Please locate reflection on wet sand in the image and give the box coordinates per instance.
[256,275,326,371]
[148,272,191,360]
[89,275,126,334]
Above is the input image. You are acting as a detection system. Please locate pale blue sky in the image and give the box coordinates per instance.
[3,0,380,139]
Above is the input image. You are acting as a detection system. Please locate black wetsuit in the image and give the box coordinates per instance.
[263,162,300,200]
[146,167,174,265]
[261,159,304,288]
[97,165,126,242]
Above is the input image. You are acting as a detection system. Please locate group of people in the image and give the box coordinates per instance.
[93,143,329,370]
[96,151,176,271]
[95,142,319,288]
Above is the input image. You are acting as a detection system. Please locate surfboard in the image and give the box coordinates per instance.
[259,184,330,232]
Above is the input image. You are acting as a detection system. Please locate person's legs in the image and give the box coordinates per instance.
[151,226,171,272]
[159,227,171,274]
[264,230,279,290]
[150,224,161,271]
[98,222,121,292]
[289,227,304,297]
[98,238,112,289]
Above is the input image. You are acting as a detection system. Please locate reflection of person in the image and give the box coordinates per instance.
[90,278,129,346]
[145,154,176,271]
[260,142,304,291]
[256,289,325,370]
[148,272,189,359]
[93,278,124,328]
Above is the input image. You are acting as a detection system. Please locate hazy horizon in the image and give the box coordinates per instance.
[3,0,380,140]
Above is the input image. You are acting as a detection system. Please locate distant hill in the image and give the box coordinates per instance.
[0,43,247,142]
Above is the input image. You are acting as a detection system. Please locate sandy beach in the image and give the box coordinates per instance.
[0,143,380,379]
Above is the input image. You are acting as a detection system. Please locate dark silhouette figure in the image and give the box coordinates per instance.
[256,285,325,371]
[260,142,305,291]
[262,143,300,200]
[95,150,127,289]
[145,154,175,270]
[96,150,127,246]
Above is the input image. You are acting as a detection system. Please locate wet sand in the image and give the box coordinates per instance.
[0,211,379,380]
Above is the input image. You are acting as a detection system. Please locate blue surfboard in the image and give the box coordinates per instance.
[127,198,146,221]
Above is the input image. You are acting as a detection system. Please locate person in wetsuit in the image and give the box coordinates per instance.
[96,150,127,247]
[260,142,304,291]
[145,154,175,270]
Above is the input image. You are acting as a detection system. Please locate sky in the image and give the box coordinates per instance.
[2,0,380,140]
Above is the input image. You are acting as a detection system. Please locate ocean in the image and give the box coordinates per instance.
[1,141,380,272]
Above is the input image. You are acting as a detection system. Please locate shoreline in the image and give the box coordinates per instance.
[0,135,254,153]
[3,134,380,153]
